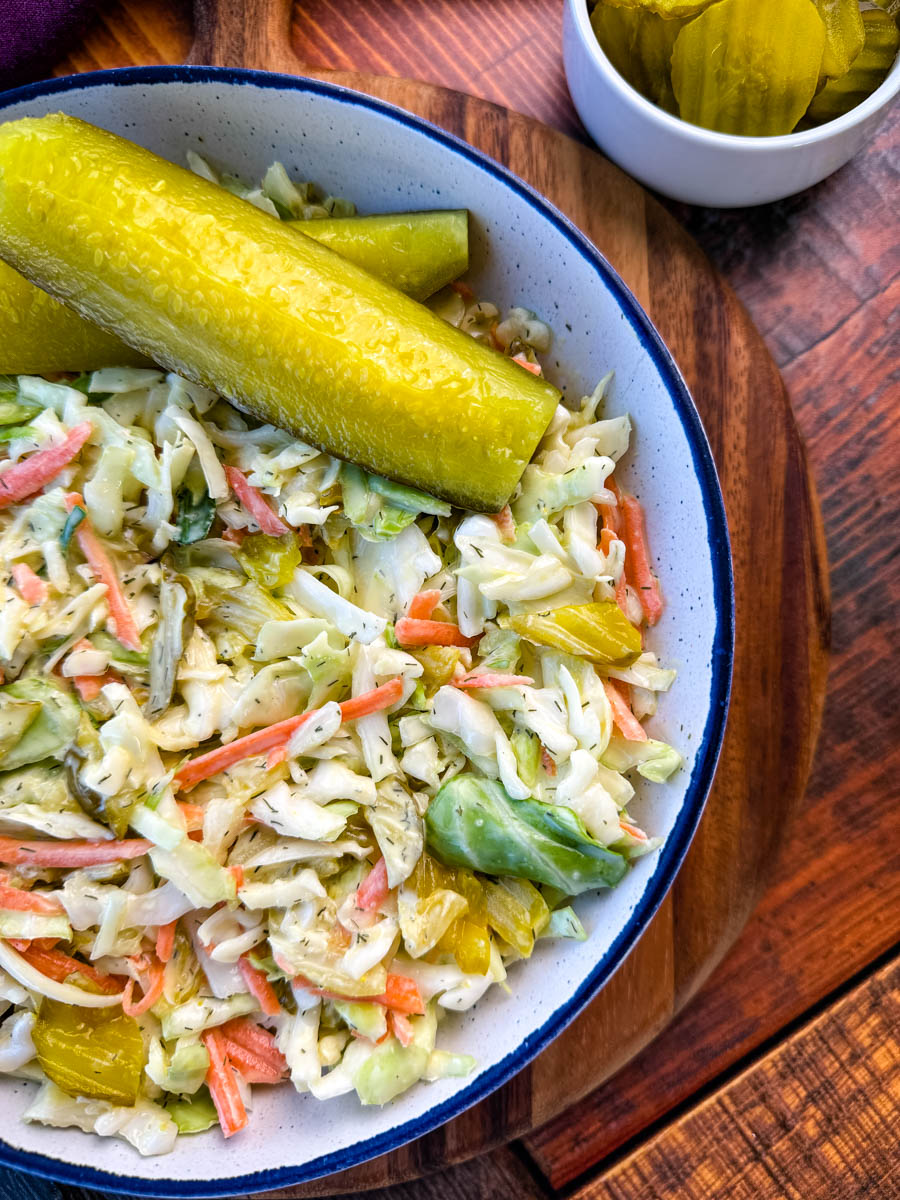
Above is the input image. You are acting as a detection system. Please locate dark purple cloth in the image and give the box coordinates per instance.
[0,0,99,90]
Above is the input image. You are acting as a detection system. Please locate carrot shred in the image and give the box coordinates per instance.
[72,669,119,703]
[376,974,425,1016]
[202,1027,248,1139]
[454,671,534,690]
[11,943,124,993]
[175,679,403,791]
[389,1010,415,1047]
[0,422,92,509]
[450,280,475,301]
[64,492,142,651]
[221,1036,284,1084]
[11,562,47,605]
[540,746,557,777]
[155,920,177,964]
[238,954,281,1017]
[603,680,648,742]
[511,353,542,376]
[491,504,516,543]
[0,835,151,867]
[122,954,165,1016]
[619,820,648,841]
[224,465,289,536]
[406,590,441,620]
[338,677,403,722]
[0,878,64,914]
[394,617,478,648]
[599,528,616,556]
[220,1017,284,1062]
[355,858,389,913]
[619,491,663,626]
[221,526,246,546]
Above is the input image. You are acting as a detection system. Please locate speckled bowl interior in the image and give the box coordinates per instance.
[0,67,733,1197]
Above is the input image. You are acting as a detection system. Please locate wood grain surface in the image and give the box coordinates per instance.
[11,1,892,1197]
[572,957,900,1200]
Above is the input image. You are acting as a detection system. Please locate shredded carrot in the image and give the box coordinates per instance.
[376,974,425,1016]
[202,1027,248,1139]
[450,280,475,301]
[224,465,289,536]
[619,491,663,626]
[122,954,165,1016]
[615,574,630,615]
[0,835,151,867]
[512,353,542,376]
[597,474,622,537]
[175,679,403,790]
[491,504,516,543]
[238,954,281,1017]
[540,746,557,777]
[406,590,442,620]
[389,1010,415,1047]
[265,745,288,770]
[355,858,389,913]
[11,562,47,605]
[599,528,616,556]
[0,422,92,509]
[229,864,245,889]
[619,820,648,841]
[338,677,403,722]
[72,669,119,703]
[296,524,314,549]
[394,617,478,648]
[0,878,64,915]
[221,526,246,546]
[10,943,124,993]
[64,492,142,651]
[221,1036,284,1084]
[454,671,534,690]
[603,680,648,742]
[488,321,503,351]
[155,920,177,964]
[220,1017,284,1062]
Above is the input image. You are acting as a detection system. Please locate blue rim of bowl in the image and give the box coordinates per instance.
[0,64,735,1198]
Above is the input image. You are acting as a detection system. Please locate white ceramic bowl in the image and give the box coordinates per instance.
[564,0,900,207]
[0,66,733,1196]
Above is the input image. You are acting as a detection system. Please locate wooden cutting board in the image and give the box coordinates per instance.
[185,2,829,1194]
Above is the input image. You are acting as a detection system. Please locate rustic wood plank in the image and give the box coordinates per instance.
[570,955,900,1200]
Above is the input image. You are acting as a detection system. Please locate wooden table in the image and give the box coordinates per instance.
[7,3,899,1198]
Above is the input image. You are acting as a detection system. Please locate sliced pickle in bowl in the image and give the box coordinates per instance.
[590,3,687,112]
[806,10,900,124]
[671,0,826,136]
[815,0,866,80]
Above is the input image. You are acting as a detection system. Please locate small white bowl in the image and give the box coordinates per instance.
[564,0,900,207]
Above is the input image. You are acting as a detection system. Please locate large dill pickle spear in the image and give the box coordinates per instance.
[287,210,469,302]
[0,115,558,511]
[1,208,468,374]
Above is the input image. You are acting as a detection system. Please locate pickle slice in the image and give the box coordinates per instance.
[0,116,558,511]
[806,10,900,124]
[671,0,826,136]
[604,0,714,18]
[816,0,866,80]
[590,3,687,113]
[33,999,145,1105]
[1,209,468,374]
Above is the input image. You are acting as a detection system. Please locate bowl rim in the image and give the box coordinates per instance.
[566,0,900,151]
[0,63,735,1198]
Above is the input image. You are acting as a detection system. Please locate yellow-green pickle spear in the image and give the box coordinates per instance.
[0,114,559,511]
[0,209,469,374]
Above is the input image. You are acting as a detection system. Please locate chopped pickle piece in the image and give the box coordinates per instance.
[671,0,826,136]
[502,601,642,667]
[411,646,460,695]
[32,999,145,1106]
[236,533,302,589]
[815,0,866,80]
[604,0,714,17]
[483,878,549,958]
[0,116,559,510]
[591,3,687,112]
[806,10,900,124]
